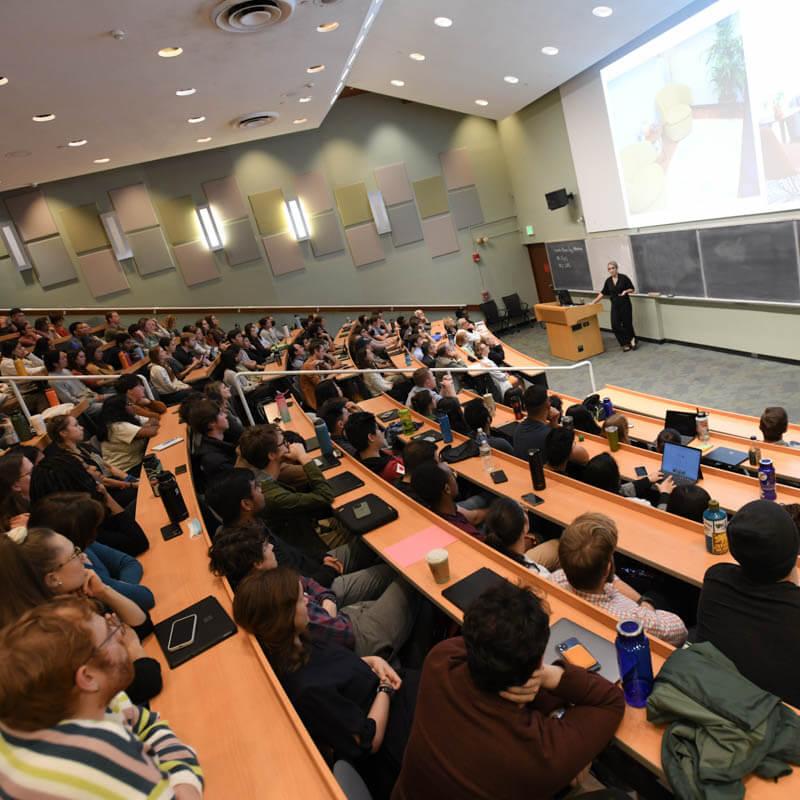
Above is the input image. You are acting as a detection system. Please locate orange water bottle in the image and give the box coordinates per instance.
[45,388,59,407]
[14,358,27,376]
[119,352,131,368]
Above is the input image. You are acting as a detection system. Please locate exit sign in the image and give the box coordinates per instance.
[525,225,535,237]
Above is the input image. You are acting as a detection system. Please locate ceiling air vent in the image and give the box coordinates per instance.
[212,0,296,33]
[233,111,280,129]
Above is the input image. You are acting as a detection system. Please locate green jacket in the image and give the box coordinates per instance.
[646,642,800,800]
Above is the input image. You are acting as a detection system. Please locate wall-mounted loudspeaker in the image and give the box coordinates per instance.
[545,188,574,211]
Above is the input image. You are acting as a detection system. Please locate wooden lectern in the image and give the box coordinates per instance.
[534,301,604,361]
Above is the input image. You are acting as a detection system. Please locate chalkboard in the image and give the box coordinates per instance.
[699,222,800,302]
[631,230,705,296]
[546,240,593,290]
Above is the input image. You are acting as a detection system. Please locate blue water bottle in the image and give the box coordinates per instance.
[404,350,412,367]
[615,620,654,708]
[759,458,777,500]
[437,413,453,444]
[602,397,614,420]
[314,418,333,456]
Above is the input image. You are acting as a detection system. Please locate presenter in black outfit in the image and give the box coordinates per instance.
[592,261,637,351]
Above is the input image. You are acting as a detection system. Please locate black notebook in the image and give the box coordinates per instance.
[326,471,366,497]
[441,567,511,612]
[154,595,237,669]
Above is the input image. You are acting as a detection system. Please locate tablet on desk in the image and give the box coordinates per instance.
[153,436,184,452]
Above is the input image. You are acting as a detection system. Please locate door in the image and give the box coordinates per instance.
[527,243,556,304]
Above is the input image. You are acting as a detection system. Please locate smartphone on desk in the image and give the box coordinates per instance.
[556,637,601,672]
[634,466,648,478]
[521,492,544,507]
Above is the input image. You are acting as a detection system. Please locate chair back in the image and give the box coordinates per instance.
[503,293,523,317]
[480,300,500,325]
[333,761,373,800]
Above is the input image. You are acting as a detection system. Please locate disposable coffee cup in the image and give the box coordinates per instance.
[30,414,46,435]
[282,325,290,338]
[426,548,450,584]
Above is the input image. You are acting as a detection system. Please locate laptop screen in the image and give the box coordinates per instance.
[664,410,697,437]
[661,442,702,481]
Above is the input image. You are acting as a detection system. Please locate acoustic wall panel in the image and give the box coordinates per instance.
[249,189,287,236]
[345,222,384,267]
[157,195,200,246]
[448,186,484,230]
[60,204,109,254]
[374,163,414,206]
[310,212,345,257]
[202,176,248,222]
[262,232,304,276]
[27,236,78,287]
[294,171,334,216]
[413,176,449,219]
[129,227,174,276]
[173,241,221,287]
[223,219,262,266]
[109,184,159,232]
[77,248,130,298]
[387,202,423,247]
[421,213,459,258]
[439,147,475,190]
[5,190,58,241]
[334,183,371,227]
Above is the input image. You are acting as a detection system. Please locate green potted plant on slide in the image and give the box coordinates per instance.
[705,16,746,105]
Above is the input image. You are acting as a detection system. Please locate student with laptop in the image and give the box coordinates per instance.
[664,410,697,445]
[659,441,703,487]
[582,452,674,507]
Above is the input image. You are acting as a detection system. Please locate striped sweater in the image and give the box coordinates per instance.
[0,692,204,799]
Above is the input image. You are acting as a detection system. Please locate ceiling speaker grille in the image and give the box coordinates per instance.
[233,111,280,129]
[212,0,296,33]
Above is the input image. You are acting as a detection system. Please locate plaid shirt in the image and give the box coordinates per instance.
[302,577,356,651]
[550,570,688,647]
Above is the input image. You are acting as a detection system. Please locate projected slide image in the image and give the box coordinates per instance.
[604,10,757,224]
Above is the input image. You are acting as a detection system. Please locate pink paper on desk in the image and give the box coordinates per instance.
[384,526,456,568]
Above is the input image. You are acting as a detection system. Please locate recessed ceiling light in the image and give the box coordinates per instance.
[299,96,312,103]
[390,79,405,87]
[175,88,196,96]
[32,113,56,122]
[188,115,206,124]
[158,46,183,58]
[541,46,559,55]
[293,118,308,124]
[307,64,325,73]
[434,16,453,27]
[409,52,426,61]
[0,77,8,87]
[317,21,339,32]
[475,99,489,107]
[504,75,520,84]
[196,137,212,143]
[592,6,614,17]
[93,157,110,164]
[67,139,88,147]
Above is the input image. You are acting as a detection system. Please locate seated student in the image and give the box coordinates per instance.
[0,598,201,796]
[474,340,517,398]
[484,496,559,574]
[603,413,630,445]
[146,346,192,406]
[299,339,332,409]
[582,452,672,507]
[216,346,274,416]
[405,367,455,408]
[551,512,688,646]
[463,397,513,454]
[655,427,682,453]
[760,406,799,447]
[227,328,261,369]
[171,332,202,370]
[512,385,561,460]
[696,500,800,706]
[204,380,243,444]
[49,312,68,338]
[314,379,344,409]
[67,320,101,351]
[665,484,711,523]
[345,411,405,482]
[114,374,167,421]
[258,315,283,347]
[28,492,154,612]
[44,350,104,416]
[410,388,436,420]
[317,397,357,456]
[393,582,624,800]
[434,396,470,435]
[0,452,33,532]
[410,461,484,540]
[288,342,307,371]
[394,439,437,500]
[244,322,272,365]
[0,339,48,412]
[188,398,236,485]
[564,403,603,436]
[544,427,589,479]
[103,309,123,341]
[434,341,468,392]
[234,567,417,796]
[98,395,159,475]
[104,332,139,370]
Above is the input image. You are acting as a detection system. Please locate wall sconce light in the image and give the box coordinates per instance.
[0,222,31,271]
[368,190,392,235]
[196,204,224,251]
[286,198,310,242]
[100,211,133,261]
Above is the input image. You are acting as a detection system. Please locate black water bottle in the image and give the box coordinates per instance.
[157,471,189,523]
[528,448,546,491]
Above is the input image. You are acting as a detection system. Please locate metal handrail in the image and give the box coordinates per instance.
[231,361,597,426]
[1,373,153,424]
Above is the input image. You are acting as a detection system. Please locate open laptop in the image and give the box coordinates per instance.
[704,446,748,468]
[664,410,697,445]
[660,442,702,486]
[544,619,619,683]
[557,289,575,307]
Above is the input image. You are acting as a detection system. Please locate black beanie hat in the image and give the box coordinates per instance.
[728,500,799,583]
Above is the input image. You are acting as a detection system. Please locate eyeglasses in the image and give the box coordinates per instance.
[276,439,290,450]
[95,614,125,652]
[54,545,82,571]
